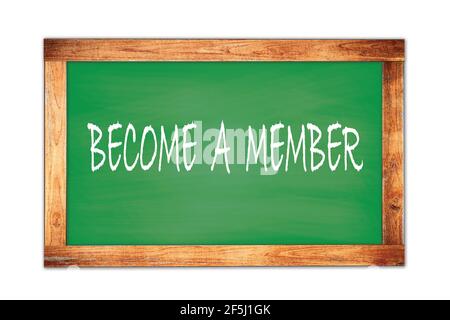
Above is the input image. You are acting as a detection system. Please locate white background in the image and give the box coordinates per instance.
[0,0,449,300]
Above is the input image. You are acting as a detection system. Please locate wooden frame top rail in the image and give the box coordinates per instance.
[44,39,404,62]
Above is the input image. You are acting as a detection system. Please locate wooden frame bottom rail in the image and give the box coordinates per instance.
[45,245,404,267]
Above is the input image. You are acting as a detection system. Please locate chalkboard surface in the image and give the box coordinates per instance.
[67,61,382,245]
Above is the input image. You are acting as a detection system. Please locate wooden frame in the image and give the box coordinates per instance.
[44,39,404,267]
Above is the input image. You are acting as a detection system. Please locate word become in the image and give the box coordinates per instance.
[87,121,364,174]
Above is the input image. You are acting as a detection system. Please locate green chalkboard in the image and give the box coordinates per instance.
[67,61,382,245]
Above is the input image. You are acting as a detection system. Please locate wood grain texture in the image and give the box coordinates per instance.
[383,62,404,245]
[44,39,404,62]
[45,61,67,246]
[45,245,404,267]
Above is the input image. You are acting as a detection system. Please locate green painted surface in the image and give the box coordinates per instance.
[67,62,382,245]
